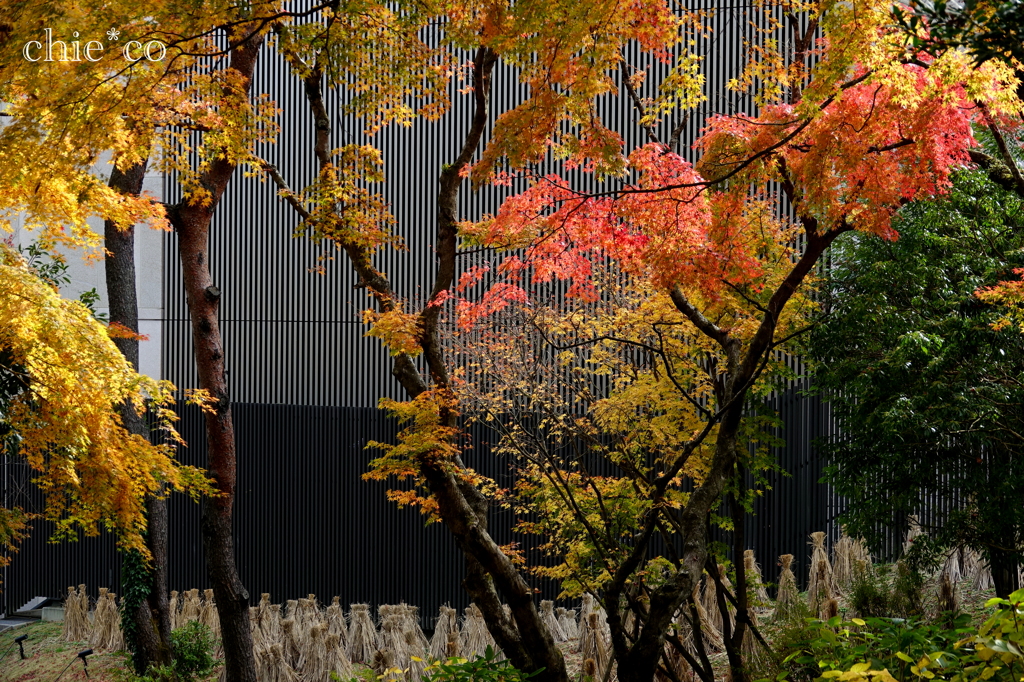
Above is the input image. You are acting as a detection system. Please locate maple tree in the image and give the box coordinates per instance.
[438,2,1023,681]
[1,4,279,679]
[262,1,1019,680]
[0,241,206,575]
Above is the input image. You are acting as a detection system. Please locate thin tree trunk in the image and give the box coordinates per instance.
[725,478,750,682]
[281,43,568,682]
[105,158,172,672]
[165,29,265,682]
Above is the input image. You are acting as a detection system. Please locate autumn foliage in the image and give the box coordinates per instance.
[0,244,208,564]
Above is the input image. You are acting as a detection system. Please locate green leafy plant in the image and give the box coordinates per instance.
[850,565,893,619]
[122,621,219,682]
[168,621,218,681]
[775,615,973,682]
[422,646,543,682]
[770,589,1024,682]
[18,240,107,321]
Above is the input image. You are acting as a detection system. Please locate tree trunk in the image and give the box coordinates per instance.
[990,547,1021,598]
[165,29,265,682]
[286,43,568,682]
[105,158,173,672]
[615,227,847,682]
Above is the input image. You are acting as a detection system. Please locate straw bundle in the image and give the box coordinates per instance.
[691,584,723,653]
[832,535,856,589]
[579,613,611,681]
[402,604,429,652]
[540,600,567,642]
[253,644,269,682]
[250,608,267,654]
[404,626,428,682]
[446,631,460,658]
[285,599,299,621]
[936,571,959,616]
[942,548,963,585]
[658,651,693,682]
[263,604,283,647]
[430,606,458,660]
[557,607,579,640]
[740,605,764,672]
[254,593,271,634]
[807,532,837,611]
[307,594,325,629]
[378,613,412,677]
[743,550,771,612]
[181,588,202,624]
[657,617,693,682]
[78,584,90,630]
[579,594,610,642]
[326,597,348,649]
[300,595,325,647]
[324,633,354,681]
[89,590,123,651]
[347,603,379,664]
[702,565,734,641]
[89,588,113,650]
[295,598,313,645]
[776,555,800,620]
[820,597,839,621]
[265,643,301,682]
[904,515,923,554]
[281,618,302,669]
[965,549,995,591]
[580,593,595,621]
[459,604,496,658]
[298,623,327,680]
[200,589,221,641]
[372,648,397,679]
[700,571,721,637]
[169,590,180,631]
[62,585,90,642]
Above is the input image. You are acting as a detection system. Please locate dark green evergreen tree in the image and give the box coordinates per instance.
[809,170,1024,597]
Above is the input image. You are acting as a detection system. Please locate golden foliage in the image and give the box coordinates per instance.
[0,243,209,560]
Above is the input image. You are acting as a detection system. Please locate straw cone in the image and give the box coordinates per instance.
[347,603,378,664]
[540,600,567,642]
[776,554,800,620]
[807,532,837,611]
[743,549,771,612]
[430,606,458,660]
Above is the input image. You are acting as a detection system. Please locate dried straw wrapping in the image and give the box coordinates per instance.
[347,603,379,664]
[776,554,800,620]
[458,604,495,659]
[807,532,837,611]
[557,607,578,641]
[540,600,567,642]
[743,550,771,612]
[62,585,91,642]
[430,606,458,660]
[324,632,354,681]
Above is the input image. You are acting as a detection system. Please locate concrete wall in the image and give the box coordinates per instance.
[7,164,165,380]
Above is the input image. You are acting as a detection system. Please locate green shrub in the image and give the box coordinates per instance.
[768,588,1024,682]
[850,566,892,618]
[168,621,218,681]
[421,647,543,682]
[848,563,925,619]
[119,621,219,682]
